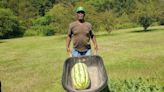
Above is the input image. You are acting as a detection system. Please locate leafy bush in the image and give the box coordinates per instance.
[113,13,139,29]
[109,78,163,92]
[130,1,156,31]
[100,11,116,33]
[33,15,52,26]
[159,19,164,25]
[157,12,164,25]
[24,15,55,36]
[0,8,24,39]
[24,25,55,36]
[47,4,74,34]
[83,4,102,32]
[115,22,139,29]
[139,16,154,31]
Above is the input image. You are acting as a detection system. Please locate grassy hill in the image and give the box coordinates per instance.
[0,26,164,92]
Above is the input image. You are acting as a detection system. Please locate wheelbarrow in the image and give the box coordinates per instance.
[62,55,109,92]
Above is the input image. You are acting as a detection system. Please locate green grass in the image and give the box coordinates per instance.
[0,26,164,92]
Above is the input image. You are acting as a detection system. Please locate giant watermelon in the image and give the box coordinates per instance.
[71,62,90,90]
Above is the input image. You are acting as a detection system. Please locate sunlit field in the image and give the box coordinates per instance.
[0,26,164,92]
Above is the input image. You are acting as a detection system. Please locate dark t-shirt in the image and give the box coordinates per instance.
[68,21,94,52]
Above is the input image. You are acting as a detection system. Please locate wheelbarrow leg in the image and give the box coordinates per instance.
[100,85,110,92]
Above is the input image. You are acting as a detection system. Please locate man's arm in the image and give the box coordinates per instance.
[66,23,73,56]
[66,35,71,56]
[91,36,98,55]
[89,29,98,55]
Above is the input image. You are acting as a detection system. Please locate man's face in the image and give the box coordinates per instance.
[76,11,85,20]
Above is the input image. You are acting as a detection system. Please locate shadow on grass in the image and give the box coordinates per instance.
[96,33,110,38]
[128,29,158,33]
[96,32,121,38]
[56,35,66,40]
[0,41,5,44]
[0,81,1,92]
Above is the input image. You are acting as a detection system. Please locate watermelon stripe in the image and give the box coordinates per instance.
[75,63,81,88]
[82,63,86,88]
[72,64,79,89]
[78,62,82,87]
[72,65,76,88]
[76,63,82,88]
[83,64,87,87]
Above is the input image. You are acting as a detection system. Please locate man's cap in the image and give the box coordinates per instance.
[76,6,85,13]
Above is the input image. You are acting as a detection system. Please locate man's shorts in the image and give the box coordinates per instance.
[72,49,92,57]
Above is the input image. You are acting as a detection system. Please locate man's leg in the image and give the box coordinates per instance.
[72,49,80,57]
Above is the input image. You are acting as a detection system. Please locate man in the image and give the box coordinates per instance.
[66,6,98,57]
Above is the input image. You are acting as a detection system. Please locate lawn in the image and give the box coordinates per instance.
[0,26,164,92]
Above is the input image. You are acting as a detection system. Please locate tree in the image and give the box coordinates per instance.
[154,0,164,25]
[138,16,153,31]
[110,0,136,16]
[0,8,23,39]
[47,3,74,34]
[131,0,155,31]
[84,0,112,12]
[100,11,116,33]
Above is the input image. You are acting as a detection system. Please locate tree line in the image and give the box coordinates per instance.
[0,0,164,39]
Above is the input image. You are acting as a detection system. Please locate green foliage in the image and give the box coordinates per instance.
[48,3,74,34]
[33,15,52,26]
[114,13,138,29]
[0,0,163,38]
[0,0,7,8]
[85,0,112,12]
[1,0,57,30]
[158,15,164,26]
[131,1,155,31]
[100,11,116,33]
[0,8,24,39]
[30,0,57,16]
[110,78,163,92]
[154,0,164,25]
[110,0,136,15]
[83,4,101,32]
[24,15,55,36]
[0,0,19,15]
[139,16,153,31]
[24,25,55,36]
[17,0,38,28]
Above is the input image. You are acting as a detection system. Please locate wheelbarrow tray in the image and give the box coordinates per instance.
[62,55,108,92]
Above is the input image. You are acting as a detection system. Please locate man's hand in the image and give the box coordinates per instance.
[91,36,98,55]
[94,45,98,55]
[67,48,72,57]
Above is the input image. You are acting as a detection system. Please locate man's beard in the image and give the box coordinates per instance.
[78,16,84,20]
